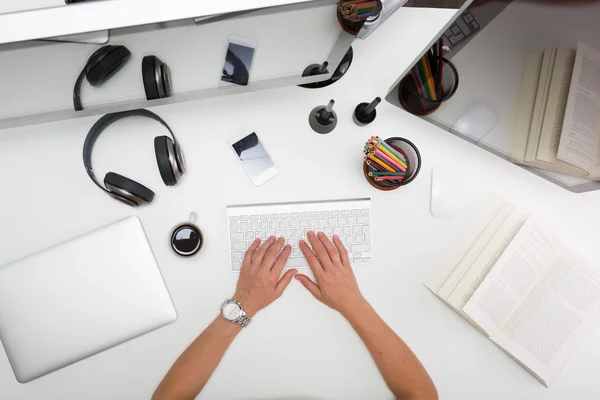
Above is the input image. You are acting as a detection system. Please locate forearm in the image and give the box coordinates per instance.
[344,302,437,400]
[152,316,241,400]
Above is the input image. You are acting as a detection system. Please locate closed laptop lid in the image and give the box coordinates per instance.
[0,216,177,383]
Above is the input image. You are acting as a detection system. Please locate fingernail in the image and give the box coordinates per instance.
[308,231,315,237]
[294,275,301,280]
[299,240,306,246]
[269,235,276,240]
[333,234,339,240]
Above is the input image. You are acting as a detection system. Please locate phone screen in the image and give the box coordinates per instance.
[232,133,275,182]
[221,42,255,86]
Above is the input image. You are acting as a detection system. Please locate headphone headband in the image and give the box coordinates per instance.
[82,109,179,191]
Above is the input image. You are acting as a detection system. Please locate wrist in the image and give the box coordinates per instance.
[231,292,260,318]
[339,297,371,322]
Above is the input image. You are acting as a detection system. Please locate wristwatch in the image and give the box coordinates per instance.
[220,299,252,328]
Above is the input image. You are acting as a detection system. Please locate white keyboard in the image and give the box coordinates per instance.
[227,198,372,271]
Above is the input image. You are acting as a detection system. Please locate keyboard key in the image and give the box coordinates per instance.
[472,21,479,29]
[299,219,307,228]
[354,253,362,259]
[353,258,363,264]
[280,220,289,229]
[301,212,309,218]
[345,236,354,245]
[365,233,371,243]
[318,218,327,226]
[343,226,352,235]
[321,211,329,217]
[351,244,371,253]
[231,242,247,251]
[269,221,278,229]
[261,214,269,220]
[352,226,361,234]
[259,221,269,230]
[324,227,333,236]
[240,215,250,221]
[288,238,298,247]
[338,217,347,225]
[341,210,349,216]
[449,35,458,45]
[294,229,304,237]
[331,210,340,217]
[287,257,308,268]
[284,229,293,239]
[231,232,244,241]
[362,226,370,234]
[232,261,241,271]
[291,212,300,218]
[355,235,364,243]
[328,217,337,226]
[351,209,360,215]
[308,218,318,227]
[311,211,320,218]
[270,214,279,219]
[357,216,369,224]
[363,257,372,263]
[453,33,464,42]
[240,222,249,231]
[256,231,266,240]
[245,231,254,240]
[229,216,239,222]
[231,251,243,261]
[333,227,342,235]
[275,230,283,237]
[230,222,239,231]
[249,222,258,230]
[314,227,323,234]
[304,228,312,236]
[361,209,370,215]
[266,230,274,237]
[251,215,260,221]
[280,213,289,219]
[348,216,357,225]
[289,220,298,228]
[451,25,461,35]
[292,249,302,257]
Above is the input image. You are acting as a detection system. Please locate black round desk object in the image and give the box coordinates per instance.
[353,97,381,126]
[309,99,337,134]
[299,47,353,89]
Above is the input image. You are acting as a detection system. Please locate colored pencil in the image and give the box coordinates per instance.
[374,148,406,172]
[438,39,444,99]
[411,68,427,109]
[367,154,395,172]
[375,176,405,182]
[366,160,388,173]
[375,144,407,167]
[416,60,431,100]
[422,56,437,101]
[369,171,406,176]
[377,140,408,165]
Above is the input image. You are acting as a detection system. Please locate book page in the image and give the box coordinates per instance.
[445,208,528,324]
[491,252,600,386]
[462,220,558,335]
[556,43,600,175]
[512,53,543,163]
[525,49,556,163]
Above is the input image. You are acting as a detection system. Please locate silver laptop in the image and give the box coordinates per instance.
[0,216,177,383]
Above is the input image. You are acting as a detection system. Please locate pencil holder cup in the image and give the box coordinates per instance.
[363,137,421,191]
[337,0,383,36]
[398,57,459,116]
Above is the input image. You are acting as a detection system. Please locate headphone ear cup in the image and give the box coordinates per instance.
[86,45,131,86]
[161,62,172,98]
[142,55,161,100]
[154,136,178,186]
[104,172,155,206]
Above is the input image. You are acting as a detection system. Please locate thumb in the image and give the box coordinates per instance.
[295,274,321,300]
[274,269,298,298]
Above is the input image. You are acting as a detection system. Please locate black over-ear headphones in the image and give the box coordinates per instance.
[83,109,185,206]
[73,45,172,111]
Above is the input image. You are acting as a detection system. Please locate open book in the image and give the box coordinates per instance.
[425,200,600,386]
[511,42,600,179]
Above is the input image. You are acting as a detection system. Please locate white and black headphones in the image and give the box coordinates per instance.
[83,109,185,206]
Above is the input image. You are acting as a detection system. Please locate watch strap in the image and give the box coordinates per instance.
[235,314,252,328]
[221,299,252,328]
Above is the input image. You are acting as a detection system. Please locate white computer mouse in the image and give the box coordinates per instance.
[431,165,465,220]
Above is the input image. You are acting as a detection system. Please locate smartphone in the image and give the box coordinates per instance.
[220,34,257,87]
[228,127,279,186]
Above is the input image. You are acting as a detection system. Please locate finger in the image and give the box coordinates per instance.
[271,244,292,276]
[262,237,286,269]
[252,236,277,267]
[307,231,333,268]
[317,232,341,265]
[294,274,322,300]
[299,239,324,278]
[333,235,351,267]
[242,238,261,269]
[274,269,298,298]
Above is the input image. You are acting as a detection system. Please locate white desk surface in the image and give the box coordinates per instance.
[1,7,600,400]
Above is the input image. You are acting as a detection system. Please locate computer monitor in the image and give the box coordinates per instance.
[389,0,600,192]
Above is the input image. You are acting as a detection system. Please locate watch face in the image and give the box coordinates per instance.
[223,302,242,321]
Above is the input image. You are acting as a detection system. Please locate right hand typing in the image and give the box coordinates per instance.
[295,231,367,317]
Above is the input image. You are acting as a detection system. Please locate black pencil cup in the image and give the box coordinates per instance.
[363,137,421,191]
[398,57,459,116]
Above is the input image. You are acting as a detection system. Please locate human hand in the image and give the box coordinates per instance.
[233,236,297,318]
[295,231,367,317]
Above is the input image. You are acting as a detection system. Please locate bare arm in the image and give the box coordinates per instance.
[153,236,296,400]
[296,231,437,400]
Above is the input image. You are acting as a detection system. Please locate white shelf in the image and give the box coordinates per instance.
[0,0,322,45]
